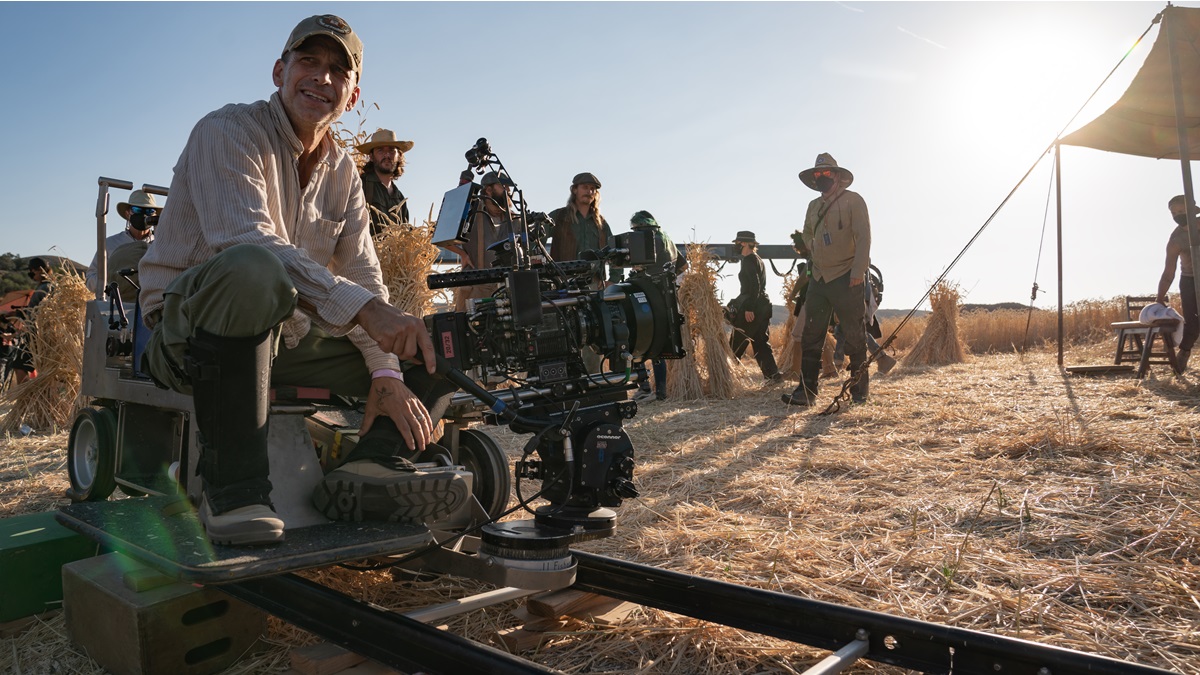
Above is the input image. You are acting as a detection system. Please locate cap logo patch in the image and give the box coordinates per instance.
[317,15,351,35]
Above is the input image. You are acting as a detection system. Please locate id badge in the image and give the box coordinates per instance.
[822,231,832,247]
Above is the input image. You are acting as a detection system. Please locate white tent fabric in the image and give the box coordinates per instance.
[1060,5,1200,159]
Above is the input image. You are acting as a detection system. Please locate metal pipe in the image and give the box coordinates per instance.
[1164,7,1200,324]
[94,177,134,301]
[1055,143,1064,366]
[802,634,869,675]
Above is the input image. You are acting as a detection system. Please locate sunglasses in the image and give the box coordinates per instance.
[129,206,158,216]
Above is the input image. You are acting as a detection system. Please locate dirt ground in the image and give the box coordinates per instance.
[1,341,1197,674]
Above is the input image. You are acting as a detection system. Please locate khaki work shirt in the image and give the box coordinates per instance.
[801,188,871,283]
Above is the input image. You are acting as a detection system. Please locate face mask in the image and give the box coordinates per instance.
[1174,213,1189,226]
[815,176,835,192]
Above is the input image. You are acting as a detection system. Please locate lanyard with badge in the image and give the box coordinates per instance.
[814,190,845,247]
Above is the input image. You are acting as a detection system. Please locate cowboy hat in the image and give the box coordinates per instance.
[798,153,854,191]
[356,129,415,154]
[116,190,162,221]
[733,230,758,244]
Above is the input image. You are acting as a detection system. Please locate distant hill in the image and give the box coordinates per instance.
[0,252,87,296]
[961,302,1037,313]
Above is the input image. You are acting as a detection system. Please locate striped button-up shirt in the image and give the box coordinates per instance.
[138,92,400,373]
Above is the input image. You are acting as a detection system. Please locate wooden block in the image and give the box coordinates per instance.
[493,627,552,652]
[526,589,602,618]
[575,600,637,625]
[290,643,367,675]
[63,553,266,675]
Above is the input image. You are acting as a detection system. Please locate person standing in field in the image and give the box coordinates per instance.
[784,153,871,406]
[549,172,618,372]
[1156,194,1200,371]
[356,129,413,235]
[728,230,782,383]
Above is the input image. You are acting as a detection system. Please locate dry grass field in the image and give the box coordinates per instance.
[2,317,1198,674]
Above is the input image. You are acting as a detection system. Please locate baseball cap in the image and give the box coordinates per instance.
[283,15,363,78]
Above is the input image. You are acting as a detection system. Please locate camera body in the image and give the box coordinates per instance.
[427,140,686,532]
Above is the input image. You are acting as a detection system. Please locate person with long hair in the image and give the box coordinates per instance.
[355,129,413,235]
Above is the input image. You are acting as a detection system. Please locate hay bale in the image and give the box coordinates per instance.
[903,281,968,367]
[676,244,741,399]
[2,271,89,433]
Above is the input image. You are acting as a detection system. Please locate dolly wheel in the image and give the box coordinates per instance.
[457,428,512,519]
[67,407,117,502]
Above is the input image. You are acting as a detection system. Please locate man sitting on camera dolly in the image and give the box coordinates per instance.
[137,14,467,547]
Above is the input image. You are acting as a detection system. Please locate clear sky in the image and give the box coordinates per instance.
[1,1,1193,311]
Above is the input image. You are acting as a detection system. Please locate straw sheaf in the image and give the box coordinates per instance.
[372,207,445,317]
[675,243,741,399]
[1,270,89,434]
[902,281,969,368]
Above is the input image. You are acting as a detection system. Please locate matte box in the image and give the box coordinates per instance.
[0,511,98,622]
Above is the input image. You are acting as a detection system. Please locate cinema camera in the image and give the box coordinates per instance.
[425,139,686,565]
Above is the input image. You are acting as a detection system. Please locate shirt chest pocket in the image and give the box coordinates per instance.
[293,218,344,263]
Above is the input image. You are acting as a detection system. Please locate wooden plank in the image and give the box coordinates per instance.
[493,626,554,652]
[290,642,367,675]
[526,589,601,618]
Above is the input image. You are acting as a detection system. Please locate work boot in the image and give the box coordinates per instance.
[199,496,283,546]
[849,358,870,404]
[186,329,281,546]
[781,385,814,406]
[312,456,469,523]
[876,352,897,375]
[314,416,469,523]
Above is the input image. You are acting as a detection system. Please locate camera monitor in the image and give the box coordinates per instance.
[431,182,477,246]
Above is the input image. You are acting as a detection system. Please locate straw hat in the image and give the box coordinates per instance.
[116,190,162,220]
[356,129,414,154]
[798,153,854,191]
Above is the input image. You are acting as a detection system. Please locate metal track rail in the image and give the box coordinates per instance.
[220,553,1176,675]
[571,551,1174,675]
[222,573,556,675]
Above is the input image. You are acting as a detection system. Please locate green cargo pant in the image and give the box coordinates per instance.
[143,244,374,396]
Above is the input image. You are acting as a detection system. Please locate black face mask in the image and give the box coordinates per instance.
[815,176,835,193]
[1174,213,1190,226]
[129,212,157,231]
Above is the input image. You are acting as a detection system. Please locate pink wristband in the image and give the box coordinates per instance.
[371,368,404,381]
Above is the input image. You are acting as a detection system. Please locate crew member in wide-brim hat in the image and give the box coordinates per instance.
[732,230,758,245]
[798,153,854,191]
[115,190,163,221]
[355,129,414,154]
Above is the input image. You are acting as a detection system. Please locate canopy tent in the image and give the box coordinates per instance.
[1053,4,1200,364]
[1061,5,1200,159]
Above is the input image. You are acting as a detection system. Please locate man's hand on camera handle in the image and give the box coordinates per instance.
[360,376,432,452]
[355,298,437,375]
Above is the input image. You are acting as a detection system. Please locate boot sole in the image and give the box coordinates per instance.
[313,470,470,523]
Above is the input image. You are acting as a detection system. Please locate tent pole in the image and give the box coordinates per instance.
[1055,143,1064,366]
[1165,6,1200,341]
